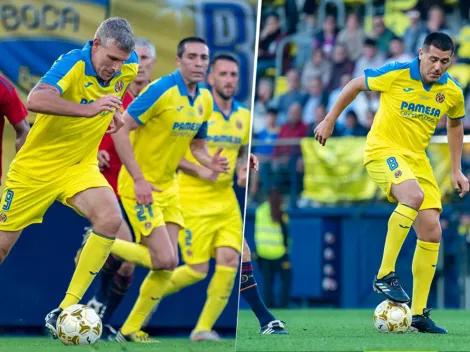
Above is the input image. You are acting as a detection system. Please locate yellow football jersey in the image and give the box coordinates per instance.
[10,41,138,180]
[177,100,251,214]
[118,70,213,198]
[364,58,466,164]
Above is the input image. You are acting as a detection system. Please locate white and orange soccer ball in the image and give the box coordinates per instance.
[373,299,412,334]
[56,304,102,345]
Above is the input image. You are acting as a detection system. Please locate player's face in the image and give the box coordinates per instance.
[176,43,210,85]
[208,60,239,100]
[419,45,452,83]
[135,46,155,82]
[92,38,131,81]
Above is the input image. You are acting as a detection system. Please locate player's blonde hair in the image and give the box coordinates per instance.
[95,17,135,53]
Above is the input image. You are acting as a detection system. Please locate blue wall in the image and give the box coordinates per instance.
[242,204,466,310]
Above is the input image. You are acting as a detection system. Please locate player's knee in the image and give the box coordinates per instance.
[189,262,209,275]
[406,189,424,209]
[419,220,442,243]
[91,211,122,237]
[150,251,178,271]
[0,247,9,265]
[118,261,135,276]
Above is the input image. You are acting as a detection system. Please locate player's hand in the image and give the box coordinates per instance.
[97,150,110,171]
[86,95,122,117]
[313,117,335,146]
[106,109,125,134]
[452,169,469,198]
[237,165,248,188]
[134,178,162,205]
[211,147,230,174]
[249,154,259,172]
[197,167,219,182]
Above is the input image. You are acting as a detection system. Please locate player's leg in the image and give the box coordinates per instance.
[366,156,421,303]
[0,230,22,265]
[116,223,178,342]
[190,246,239,341]
[45,186,122,338]
[240,238,288,334]
[408,166,446,333]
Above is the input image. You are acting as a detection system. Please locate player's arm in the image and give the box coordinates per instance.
[314,76,367,145]
[178,157,218,182]
[12,120,29,152]
[189,129,230,174]
[447,93,469,198]
[2,83,30,151]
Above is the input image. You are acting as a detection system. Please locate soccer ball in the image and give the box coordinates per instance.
[373,299,412,333]
[56,304,102,345]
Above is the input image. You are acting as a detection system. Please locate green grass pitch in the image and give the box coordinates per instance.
[235,309,470,351]
[0,336,235,351]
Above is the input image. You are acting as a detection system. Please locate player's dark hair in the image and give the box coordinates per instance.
[210,53,239,67]
[177,37,207,58]
[423,32,454,54]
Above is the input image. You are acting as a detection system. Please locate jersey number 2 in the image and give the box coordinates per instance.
[135,204,154,222]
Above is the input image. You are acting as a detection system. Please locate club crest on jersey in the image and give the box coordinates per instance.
[198,104,203,116]
[395,170,402,178]
[114,80,124,93]
[144,222,152,230]
[236,119,243,130]
[435,92,445,103]
[0,213,7,222]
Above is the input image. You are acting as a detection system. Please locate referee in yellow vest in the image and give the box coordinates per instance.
[254,188,291,308]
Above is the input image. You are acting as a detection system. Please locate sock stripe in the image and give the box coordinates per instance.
[240,283,257,292]
[393,210,414,222]
[92,231,115,240]
[399,203,419,212]
[418,245,439,252]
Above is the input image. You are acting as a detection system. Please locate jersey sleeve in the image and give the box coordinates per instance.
[364,62,406,92]
[194,94,213,139]
[39,51,79,95]
[126,78,170,125]
[242,111,251,145]
[447,88,466,120]
[0,80,28,125]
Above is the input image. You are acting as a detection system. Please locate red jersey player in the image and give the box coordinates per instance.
[0,75,30,183]
[75,37,157,340]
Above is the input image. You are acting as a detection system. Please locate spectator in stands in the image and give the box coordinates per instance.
[327,73,354,126]
[253,78,274,135]
[257,12,289,78]
[270,69,308,126]
[301,48,332,90]
[415,5,452,54]
[302,77,328,125]
[434,115,447,136]
[456,9,470,64]
[403,9,426,56]
[364,109,376,130]
[251,108,280,199]
[336,13,365,62]
[342,111,369,137]
[386,37,413,64]
[368,16,396,55]
[353,38,385,78]
[327,43,355,92]
[307,104,327,137]
[272,102,307,205]
[313,15,339,58]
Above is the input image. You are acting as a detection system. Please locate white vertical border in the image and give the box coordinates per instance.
[235,0,263,349]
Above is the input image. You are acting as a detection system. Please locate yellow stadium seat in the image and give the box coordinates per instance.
[448,64,470,90]
[275,76,288,97]
[385,0,418,11]
[343,0,366,5]
[265,67,276,78]
[444,0,458,6]
[384,12,410,37]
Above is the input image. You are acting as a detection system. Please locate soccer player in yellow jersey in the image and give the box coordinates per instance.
[109,37,229,343]
[0,17,138,339]
[314,32,468,333]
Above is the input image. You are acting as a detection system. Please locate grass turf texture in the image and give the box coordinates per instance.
[0,337,235,351]
[236,309,470,351]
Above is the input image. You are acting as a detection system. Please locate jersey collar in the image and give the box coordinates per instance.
[213,99,240,121]
[172,70,202,106]
[82,40,122,86]
[410,57,448,91]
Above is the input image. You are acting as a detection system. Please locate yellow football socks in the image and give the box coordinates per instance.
[60,232,115,309]
[111,239,152,269]
[163,265,207,297]
[412,239,440,315]
[194,265,238,332]
[377,203,418,279]
[121,270,173,335]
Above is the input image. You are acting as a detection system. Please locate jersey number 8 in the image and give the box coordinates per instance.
[386,157,399,171]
